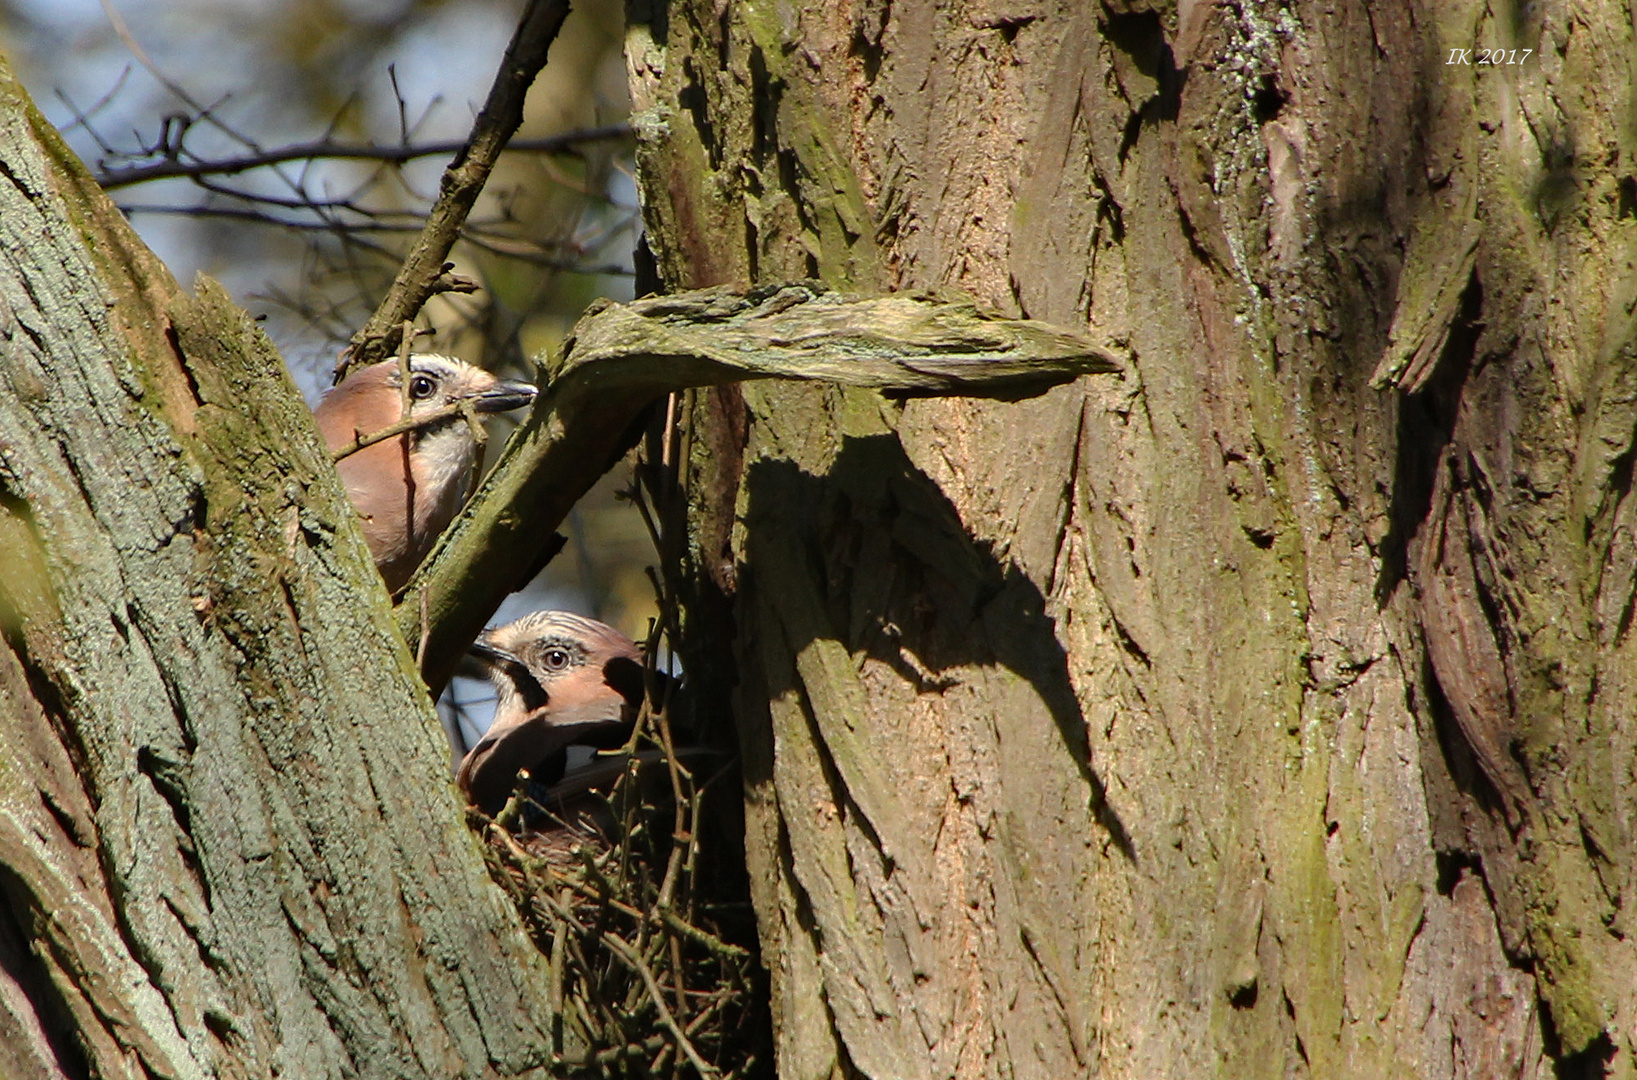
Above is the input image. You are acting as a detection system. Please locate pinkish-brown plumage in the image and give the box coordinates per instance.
[315,355,534,592]
[457,611,645,814]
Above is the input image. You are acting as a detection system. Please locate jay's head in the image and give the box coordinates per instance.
[457,611,646,812]
[314,355,535,591]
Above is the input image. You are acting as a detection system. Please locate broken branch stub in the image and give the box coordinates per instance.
[398,281,1124,694]
[550,281,1121,400]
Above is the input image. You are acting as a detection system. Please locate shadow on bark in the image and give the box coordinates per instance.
[741,433,1134,861]
[1368,278,1529,826]
[0,864,84,1080]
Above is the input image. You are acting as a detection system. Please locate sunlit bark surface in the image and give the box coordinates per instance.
[628,3,1636,1078]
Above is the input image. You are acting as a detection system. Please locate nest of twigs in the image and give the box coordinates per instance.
[472,717,761,1078]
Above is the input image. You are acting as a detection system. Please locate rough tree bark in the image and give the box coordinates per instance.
[0,37,1118,1080]
[0,58,563,1080]
[627,2,1634,1078]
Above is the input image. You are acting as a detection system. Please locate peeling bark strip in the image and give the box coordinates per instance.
[1414,452,1531,827]
[558,283,1121,397]
[400,282,1123,694]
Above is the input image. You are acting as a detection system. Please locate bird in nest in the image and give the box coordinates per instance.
[457,610,650,817]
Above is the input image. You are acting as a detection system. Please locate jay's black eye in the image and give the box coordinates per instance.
[542,647,571,671]
[408,374,437,399]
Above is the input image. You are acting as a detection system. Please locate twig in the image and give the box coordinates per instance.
[97,0,313,211]
[338,0,574,379]
[112,204,425,229]
[96,126,632,189]
[546,890,570,1058]
[657,909,749,960]
[601,931,719,1078]
[395,321,414,414]
[388,65,412,146]
[587,1035,668,1067]
[327,398,484,462]
[111,203,636,275]
[54,67,131,140]
[655,703,690,912]
[495,770,534,832]
[97,0,252,153]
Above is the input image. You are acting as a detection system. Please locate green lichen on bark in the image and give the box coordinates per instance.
[0,52,564,1080]
[631,1,1637,1078]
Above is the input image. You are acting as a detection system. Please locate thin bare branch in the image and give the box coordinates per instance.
[98,0,250,151]
[96,125,631,190]
[54,66,131,140]
[338,0,575,379]
[601,931,719,1078]
[115,205,631,275]
[96,0,317,211]
[326,397,487,463]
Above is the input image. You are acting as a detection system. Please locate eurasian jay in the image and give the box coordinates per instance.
[314,355,535,592]
[456,611,647,814]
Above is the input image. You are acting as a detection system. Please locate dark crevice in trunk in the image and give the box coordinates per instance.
[1373,274,1483,608]
[1548,1027,1613,1080]
[0,867,91,1080]
[1101,6,1184,162]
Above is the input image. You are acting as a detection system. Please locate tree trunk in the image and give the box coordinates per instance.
[0,58,558,1080]
[627,2,1634,1078]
